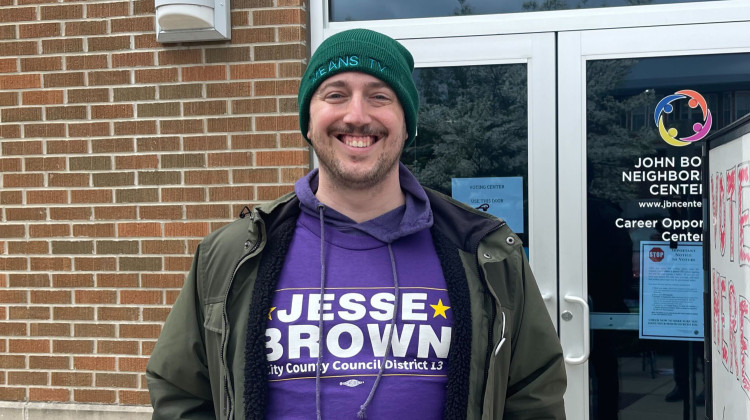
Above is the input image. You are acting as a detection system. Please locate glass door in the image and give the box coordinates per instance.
[558,21,750,420]
[400,33,559,324]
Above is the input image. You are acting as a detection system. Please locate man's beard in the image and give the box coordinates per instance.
[312,123,404,191]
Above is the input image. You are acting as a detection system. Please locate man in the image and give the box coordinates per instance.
[147,29,566,419]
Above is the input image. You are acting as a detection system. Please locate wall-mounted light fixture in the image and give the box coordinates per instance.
[155,0,231,43]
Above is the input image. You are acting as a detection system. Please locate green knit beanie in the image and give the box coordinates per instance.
[298,29,419,148]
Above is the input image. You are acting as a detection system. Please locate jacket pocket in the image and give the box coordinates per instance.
[203,302,224,334]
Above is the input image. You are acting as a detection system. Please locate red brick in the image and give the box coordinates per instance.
[29,323,70,337]
[0,90,18,106]
[117,223,162,237]
[231,27,275,44]
[114,120,158,136]
[30,257,72,271]
[97,273,139,288]
[5,207,46,220]
[229,63,276,80]
[110,15,153,33]
[74,323,115,337]
[256,150,308,166]
[182,65,227,82]
[65,54,108,70]
[30,290,71,304]
[74,356,115,371]
[8,339,50,353]
[207,116,251,132]
[0,40,38,56]
[70,223,115,237]
[52,273,93,288]
[17,90,60,105]
[50,173,93,188]
[93,206,137,220]
[185,204,230,220]
[9,306,48,320]
[75,290,116,305]
[120,324,161,339]
[185,169,229,185]
[119,357,149,372]
[21,56,62,72]
[0,290,27,304]
[8,371,47,385]
[231,133,277,149]
[40,4,83,20]
[97,307,139,322]
[165,222,209,237]
[134,68,177,84]
[206,81,252,98]
[1,107,42,122]
[53,339,93,353]
[0,355,26,369]
[96,372,138,388]
[159,119,204,135]
[183,100,228,116]
[51,374,94,387]
[252,8,304,25]
[74,257,116,271]
[28,223,69,237]
[43,72,84,88]
[0,387,26,401]
[27,190,68,205]
[3,173,44,187]
[232,98,276,114]
[208,186,254,202]
[138,205,182,219]
[74,389,115,404]
[91,104,133,119]
[42,38,83,54]
[134,33,160,49]
[70,189,113,204]
[0,322,27,336]
[88,35,130,52]
[69,121,110,137]
[143,307,172,322]
[255,115,298,131]
[0,224,26,238]
[1,7,36,23]
[49,206,92,220]
[9,273,49,287]
[120,290,163,305]
[98,340,139,354]
[161,187,205,202]
[205,46,250,64]
[112,51,154,68]
[88,70,130,86]
[7,240,48,254]
[64,20,106,36]
[1,190,23,204]
[0,73,41,89]
[67,87,109,103]
[142,273,185,288]
[158,49,201,65]
[29,388,69,402]
[29,355,69,370]
[0,124,22,139]
[258,185,294,200]
[87,2,129,18]
[0,57,16,73]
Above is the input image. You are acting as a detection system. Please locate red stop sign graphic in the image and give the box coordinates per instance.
[649,247,665,262]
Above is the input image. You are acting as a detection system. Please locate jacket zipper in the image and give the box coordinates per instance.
[221,216,263,419]
[473,221,505,402]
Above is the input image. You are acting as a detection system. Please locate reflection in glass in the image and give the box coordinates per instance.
[330,0,719,21]
[402,64,529,243]
[586,53,750,420]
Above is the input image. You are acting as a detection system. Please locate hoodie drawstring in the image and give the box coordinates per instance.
[316,205,326,420]
[357,243,400,419]
[313,205,402,419]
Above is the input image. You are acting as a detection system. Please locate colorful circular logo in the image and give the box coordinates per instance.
[654,90,712,147]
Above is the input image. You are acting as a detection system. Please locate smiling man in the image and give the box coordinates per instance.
[147,29,567,420]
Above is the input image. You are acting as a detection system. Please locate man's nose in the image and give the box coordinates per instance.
[342,94,372,126]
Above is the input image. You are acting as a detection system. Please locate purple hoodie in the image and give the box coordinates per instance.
[265,163,452,419]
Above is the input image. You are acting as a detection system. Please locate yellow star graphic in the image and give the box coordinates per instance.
[430,299,450,319]
[268,307,276,320]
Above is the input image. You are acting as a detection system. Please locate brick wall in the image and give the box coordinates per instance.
[0,0,309,410]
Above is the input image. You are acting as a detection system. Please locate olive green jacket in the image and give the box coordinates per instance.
[146,189,566,419]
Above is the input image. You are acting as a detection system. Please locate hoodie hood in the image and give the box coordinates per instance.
[294,162,433,243]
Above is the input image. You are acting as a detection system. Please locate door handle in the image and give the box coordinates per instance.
[563,294,589,365]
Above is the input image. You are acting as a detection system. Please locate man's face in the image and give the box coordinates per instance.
[307,72,407,191]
